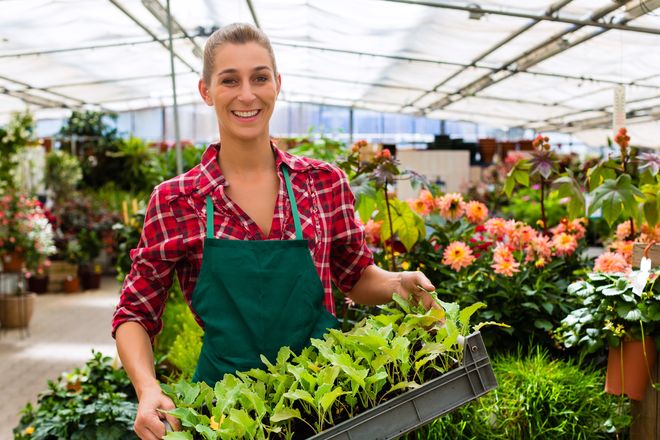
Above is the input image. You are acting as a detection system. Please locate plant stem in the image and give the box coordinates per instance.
[383,181,396,272]
[540,178,547,234]
[628,218,635,240]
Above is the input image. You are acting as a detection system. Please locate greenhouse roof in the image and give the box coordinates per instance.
[1,0,659,147]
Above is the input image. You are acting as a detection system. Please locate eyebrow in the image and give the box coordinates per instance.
[217,65,272,76]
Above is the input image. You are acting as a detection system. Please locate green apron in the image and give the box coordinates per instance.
[191,166,339,385]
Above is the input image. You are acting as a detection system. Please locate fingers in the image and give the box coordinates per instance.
[160,397,181,432]
[134,416,165,440]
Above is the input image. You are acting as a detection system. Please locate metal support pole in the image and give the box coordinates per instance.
[349,107,354,144]
[166,0,183,175]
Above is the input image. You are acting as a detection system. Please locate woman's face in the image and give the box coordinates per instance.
[199,42,280,143]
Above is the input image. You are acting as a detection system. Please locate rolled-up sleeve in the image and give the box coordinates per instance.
[111,186,185,341]
[329,168,374,292]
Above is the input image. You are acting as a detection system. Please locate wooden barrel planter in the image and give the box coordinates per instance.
[0,293,36,328]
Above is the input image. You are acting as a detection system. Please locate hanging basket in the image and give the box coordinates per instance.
[605,337,656,401]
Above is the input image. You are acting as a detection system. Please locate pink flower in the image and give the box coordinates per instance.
[510,225,536,250]
[408,198,431,216]
[364,220,382,246]
[436,193,465,221]
[492,258,520,276]
[609,240,633,264]
[553,233,578,257]
[485,218,508,239]
[442,241,476,272]
[616,222,632,241]
[594,252,630,273]
[465,201,488,224]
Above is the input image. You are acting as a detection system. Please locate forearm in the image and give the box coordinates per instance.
[347,264,401,306]
[115,322,160,399]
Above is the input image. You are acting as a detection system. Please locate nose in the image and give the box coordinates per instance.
[237,81,256,103]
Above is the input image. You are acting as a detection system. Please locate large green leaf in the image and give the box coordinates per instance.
[555,172,585,219]
[588,174,644,226]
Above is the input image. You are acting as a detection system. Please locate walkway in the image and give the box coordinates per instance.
[0,277,121,440]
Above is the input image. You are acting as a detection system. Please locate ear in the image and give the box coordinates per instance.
[275,73,282,97]
[198,79,213,106]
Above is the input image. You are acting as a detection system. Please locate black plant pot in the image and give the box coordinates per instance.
[27,276,49,294]
[79,270,102,290]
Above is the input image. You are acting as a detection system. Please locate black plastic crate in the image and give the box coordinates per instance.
[308,332,497,440]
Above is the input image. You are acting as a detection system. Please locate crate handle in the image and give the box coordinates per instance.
[644,240,656,259]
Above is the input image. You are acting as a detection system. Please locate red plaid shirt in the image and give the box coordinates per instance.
[112,143,373,340]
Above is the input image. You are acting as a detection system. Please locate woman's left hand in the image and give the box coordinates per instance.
[396,271,438,310]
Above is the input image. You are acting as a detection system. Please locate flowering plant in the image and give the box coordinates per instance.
[555,268,660,354]
[387,190,591,352]
[0,191,56,276]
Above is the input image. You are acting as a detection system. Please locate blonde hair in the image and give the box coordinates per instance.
[202,23,278,86]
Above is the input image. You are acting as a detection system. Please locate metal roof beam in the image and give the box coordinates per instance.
[272,40,660,90]
[246,0,261,28]
[0,36,190,60]
[424,0,633,111]
[107,0,198,73]
[381,0,660,35]
[401,0,574,110]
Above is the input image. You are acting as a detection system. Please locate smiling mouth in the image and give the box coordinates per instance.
[231,110,260,118]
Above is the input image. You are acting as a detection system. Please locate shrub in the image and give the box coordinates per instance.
[408,347,631,439]
[13,351,138,440]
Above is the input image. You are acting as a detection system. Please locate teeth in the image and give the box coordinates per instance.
[233,110,259,117]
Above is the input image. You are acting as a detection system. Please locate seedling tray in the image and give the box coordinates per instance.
[308,332,497,440]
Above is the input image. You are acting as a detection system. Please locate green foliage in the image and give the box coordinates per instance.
[284,130,348,163]
[167,316,204,381]
[162,295,487,439]
[374,192,425,251]
[0,110,36,191]
[109,137,163,193]
[555,270,660,354]
[502,187,567,227]
[45,150,82,204]
[113,210,145,282]
[156,144,205,180]
[408,348,630,439]
[13,351,138,440]
[155,280,204,381]
[588,174,644,227]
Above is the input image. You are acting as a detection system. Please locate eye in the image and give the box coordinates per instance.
[220,78,238,86]
[254,76,269,83]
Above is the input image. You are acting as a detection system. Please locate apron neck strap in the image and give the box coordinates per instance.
[282,167,303,240]
[205,167,304,241]
[206,194,214,239]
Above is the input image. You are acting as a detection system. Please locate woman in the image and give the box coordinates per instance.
[113,23,436,440]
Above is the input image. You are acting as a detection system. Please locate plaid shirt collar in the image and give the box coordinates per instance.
[195,140,311,197]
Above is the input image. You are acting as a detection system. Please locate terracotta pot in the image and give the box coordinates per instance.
[2,252,25,273]
[62,276,80,293]
[0,293,36,328]
[27,275,49,294]
[80,271,102,290]
[605,337,656,401]
[478,139,497,164]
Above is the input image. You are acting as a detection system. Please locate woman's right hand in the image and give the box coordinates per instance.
[134,386,181,440]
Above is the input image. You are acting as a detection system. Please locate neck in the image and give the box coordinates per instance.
[217,132,275,176]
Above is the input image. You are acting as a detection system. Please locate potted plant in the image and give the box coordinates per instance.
[556,266,660,401]
[0,191,56,277]
[44,149,82,206]
[77,229,103,290]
